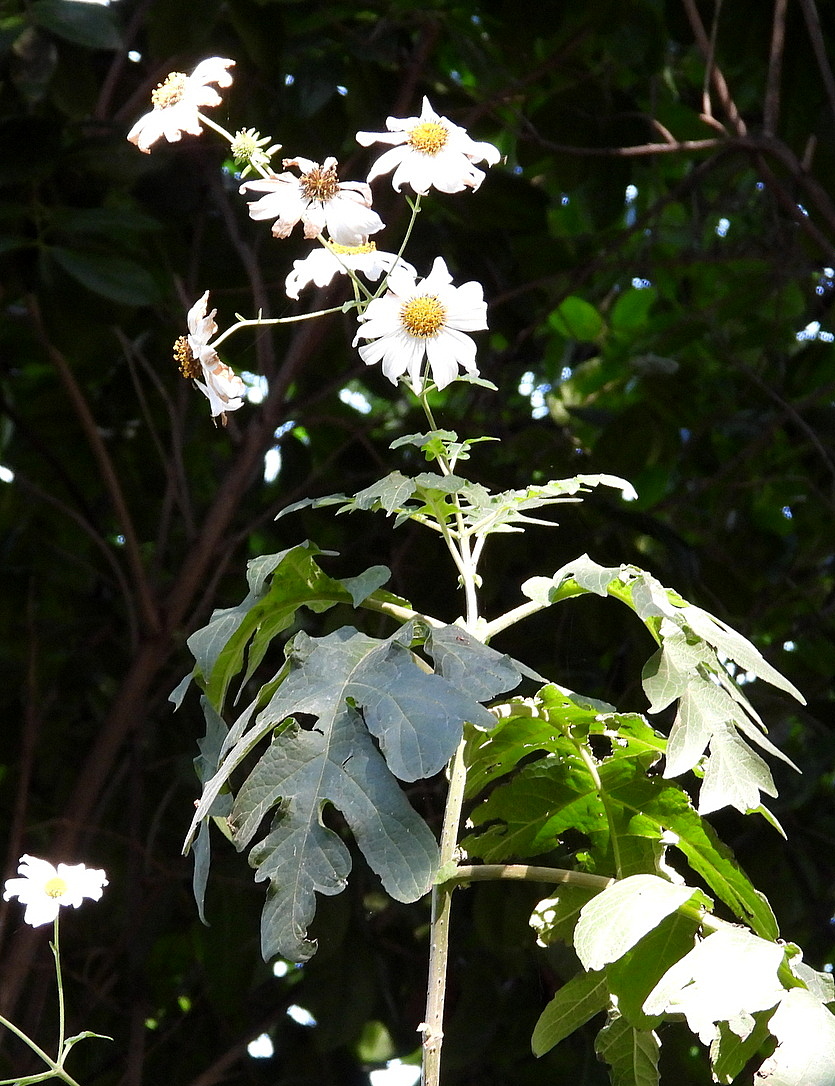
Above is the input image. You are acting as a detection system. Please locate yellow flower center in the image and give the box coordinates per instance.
[408,121,449,155]
[44,876,68,899]
[401,295,447,338]
[329,241,377,255]
[231,129,260,160]
[151,72,188,110]
[300,163,340,202]
[174,336,201,380]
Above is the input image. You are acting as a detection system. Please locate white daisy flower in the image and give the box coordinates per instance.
[173,292,246,424]
[3,855,108,928]
[352,256,487,392]
[240,157,384,245]
[285,241,415,299]
[127,57,235,154]
[356,97,500,195]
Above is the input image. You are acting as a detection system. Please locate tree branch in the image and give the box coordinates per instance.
[764,0,789,136]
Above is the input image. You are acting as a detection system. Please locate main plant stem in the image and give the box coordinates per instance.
[421,737,468,1086]
[418,388,482,1086]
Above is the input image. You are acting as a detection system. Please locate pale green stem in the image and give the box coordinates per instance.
[0,1013,83,1086]
[195,111,236,143]
[370,194,423,302]
[211,304,350,350]
[456,532,479,632]
[481,580,591,642]
[52,917,66,1053]
[316,236,375,302]
[412,387,484,1086]
[444,864,614,892]
[442,864,728,936]
[576,742,623,878]
[360,594,445,630]
[421,738,468,1086]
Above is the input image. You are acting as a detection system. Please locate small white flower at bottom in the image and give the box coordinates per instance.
[352,256,487,392]
[127,57,235,154]
[285,241,415,299]
[174,292,246,424]
[3,855,108,927]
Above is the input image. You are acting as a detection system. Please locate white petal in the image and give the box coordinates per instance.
[324,201,384,246]
[189,57,235,91]
[356,130,407,148]
[22,896,61,927]
[366,145,410,185]
[425,334,461,389]
[358,335,399,368]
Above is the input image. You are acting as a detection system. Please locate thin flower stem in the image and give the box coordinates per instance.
[211,304,351,350]
[370,194,423,302]
[0,1012,83,1086]
[51,917,66,1053]
[317,237,375,302]
[195,111,235,145]
[576,742,623,878]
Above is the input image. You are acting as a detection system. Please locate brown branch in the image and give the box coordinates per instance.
[93,0,156,121]
[522,133,730,157]
[0,594,47,949]
[26,297,161,636]
[764,0,789,136]
[797,0,835,129]
[682,0,747,136]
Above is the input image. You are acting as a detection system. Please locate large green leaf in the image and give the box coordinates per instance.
[605,912,698,1030]
[754,989,835,1085]
[463,752,607,862]
[611,772,779,939]
[187,620,518,959]
[515,555,803,814]
[531,968,609,1056]
[594,1013,660,1086]
[643,928,787,1041]
[187,542,390,709]
[574,875,707,973]
[237,714,437,961]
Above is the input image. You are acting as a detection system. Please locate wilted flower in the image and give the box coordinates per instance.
[356,97,500,195]
[352,256,487,391]
[127,57,235,153]
[231,128,282,178]
[3,855,108,927]
[285,241,415,299]
[240,157,383,245]
[173,292,246,424]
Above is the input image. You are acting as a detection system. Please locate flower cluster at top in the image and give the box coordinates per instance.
[4,855,108,927]
[127,59,501,419]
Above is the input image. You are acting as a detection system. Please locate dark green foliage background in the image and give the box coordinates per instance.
[1,1,833,1083]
